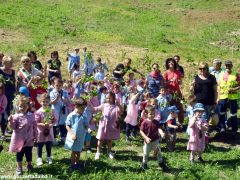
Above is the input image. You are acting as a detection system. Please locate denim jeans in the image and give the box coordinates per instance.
[16,146,33,162]
[218,99,238,132]
[37,141,52,158]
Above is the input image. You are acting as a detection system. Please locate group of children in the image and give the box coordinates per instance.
[0,49,210,175]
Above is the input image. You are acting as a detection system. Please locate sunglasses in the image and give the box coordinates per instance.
[199,68,207,71]
[22,60,30,63]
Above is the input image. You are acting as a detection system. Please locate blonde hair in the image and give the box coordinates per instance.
[2,55,13,66]
[198,62,209,73]
[18,96,30,105]
[20,56,30,63]
[38,93,50,102]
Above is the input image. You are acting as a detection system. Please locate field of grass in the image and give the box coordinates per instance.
[0,0,240,179]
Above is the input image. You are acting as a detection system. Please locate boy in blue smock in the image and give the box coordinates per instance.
[64,98,88,171]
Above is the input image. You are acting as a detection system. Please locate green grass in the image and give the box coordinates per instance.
[1,132,240,179]
[0,0,240,179]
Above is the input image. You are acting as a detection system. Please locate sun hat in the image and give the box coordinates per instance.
[213,58,222,64]
[224,60,232,65]
[167,106,179,113]
[19,86,30,98]
[193,103,205,112]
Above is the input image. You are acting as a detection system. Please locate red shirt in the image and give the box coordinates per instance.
[140,119,160,142]
[163,70,182,96]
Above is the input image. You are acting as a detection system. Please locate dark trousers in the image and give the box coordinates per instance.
[0,114,7,136]
[37,141,52,158]
[218,99,238,132]
[126,123,138,137]
[16,146,33,162]
[53,125,67,139]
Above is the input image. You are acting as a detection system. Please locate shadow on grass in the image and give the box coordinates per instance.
[209,158,240,170]
[115,150,141,162]
[209,131,240,145]
[205,143,230,153]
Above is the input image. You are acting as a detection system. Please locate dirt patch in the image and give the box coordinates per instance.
[183,10,240,26]
[0,29,27,43]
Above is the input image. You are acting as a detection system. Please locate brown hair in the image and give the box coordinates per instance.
[74,97,87,108]
[39,93,50,102]
[145,105,155,114]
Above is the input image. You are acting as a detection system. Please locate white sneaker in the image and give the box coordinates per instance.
[36,158,43,166]
[47,157,53,165]
[95,152,101,160]
[108,152,114,159]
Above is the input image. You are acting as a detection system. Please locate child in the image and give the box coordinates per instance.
[99,86,108,104]
[140,105,167,170]
[72,64,82,83]
[82,51,94,76]
[9,96,37,175]
[73,75,85,99]
[64,98,88,171]
[187,103,208,164]
[0,83,8,141]
[50,78,70,144]
[156,86,172,123]
[141,98,161,122]
[93,57,109,75]
[67,48,80,80]
[124,93,140,143]
[92,92,123,160]
[35,93,57,166]
[95,66,105,81]
[129,72,137,89]
[185,95,197,135]
[165,106,181,152]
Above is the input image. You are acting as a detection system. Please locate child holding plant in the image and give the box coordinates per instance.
[9,96,37,175]
[91,92,124,160]
[35,93,57,166]
[50,78,70,144]
[64,98,88,171]
[187,103,208,164]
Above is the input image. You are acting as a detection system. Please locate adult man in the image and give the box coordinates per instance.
[113,58,144,83]
[210,58,224,81]
[218,60,240,134]
[173,55,184,77]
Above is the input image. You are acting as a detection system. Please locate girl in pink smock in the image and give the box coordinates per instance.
[0,83,8,141]
[124,93,140,143]
[187,103,208,164]
[92,92,123,160]
[9,96,37,175]
[35,93,57,166]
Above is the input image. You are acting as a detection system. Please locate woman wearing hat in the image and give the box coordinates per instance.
[190,62,217,121]
[187,103,208,163]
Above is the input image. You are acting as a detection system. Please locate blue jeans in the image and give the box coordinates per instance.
[16,146,33,162]
[37,141,52,158]
[218,99,238,132]
[126,123,138,138]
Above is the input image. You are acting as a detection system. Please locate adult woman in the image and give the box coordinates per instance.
[0,56,16,116]
[17,56,43,88]
[190,62,217,121]
[47,51,62,83]
[27,51,43,71]
[163,58,184,123]
[146,63,164,98]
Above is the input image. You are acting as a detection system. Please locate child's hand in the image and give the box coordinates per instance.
[71,133,77,140]
[145,137,151,143]
[174,126,178,129]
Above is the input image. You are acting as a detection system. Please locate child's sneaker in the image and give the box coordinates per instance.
[159,161,168,171]
[53,140,59,146]
[1,135,6,141]
[94,152,101,160]
[108,152,114,159]
[26,164,33,172]
[126,137,130,144]
[87,148,92,153]
[198,157,205,164]
[47,157,53,164]
[141,163,148,170]
[16,167,23,175]
[36,158,43,166]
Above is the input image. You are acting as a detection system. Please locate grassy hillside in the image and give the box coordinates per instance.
[0,0,240,179]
